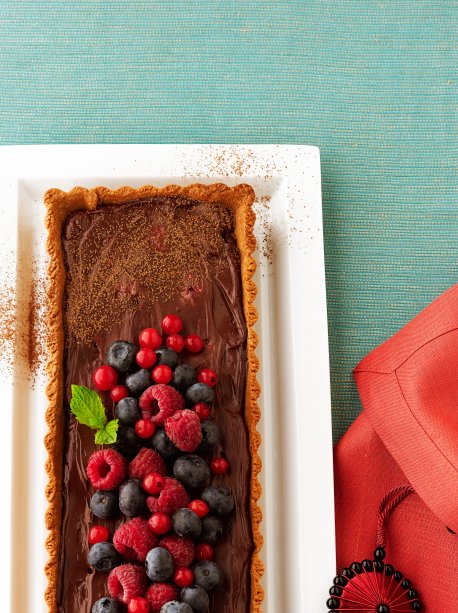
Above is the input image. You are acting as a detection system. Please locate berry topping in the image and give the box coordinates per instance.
[143,472,166,495]
[108,564,148,604]
[106,341,137,373]
[198,420,220,452]
[148,512,173,535]
[146,477,190,514]
[90,490,119,520]
[139,384,185,424]
[210,457,230,474]
[125,369,153,397]
[135,419,156,439]
[152,364,173,385]
[200,516,223,543]
[87,542,121,572]
[119,479,148,517]
[87,449,127,490]
[197,368,218,387]
[173,567,194,587]
[89,525,110,545]
[156,346,179,369]
[173,455,210,489]
[152,429,180,460]
[185,383,214,407]
[192,402,211,422]
[161,314,183,335]
[128,597,149,613]
[129,447,167,479]
[110,385,129,403]
[195,542,214,561]
[165,410,202,452]
[145,547,174,582]
[188,500,210,519]
[166,334,185,353]
[92,597,123,613]
[145,583,178,613]
[172,364,197,392]
[115,397,140,427]
[160,603,193,613]
[201,486,234,516]
[172,508,202,540]
[193,560,222,591]
[180,585,210,613]
[113,517,158,562]
[93,365,118,391]
[136,348,157,369]
[115,426,142,459]
[184,334,204,353]
[159,534,194,567]
[139,328,162,350]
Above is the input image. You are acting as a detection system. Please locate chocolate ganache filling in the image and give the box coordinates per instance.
[58,196,253,612]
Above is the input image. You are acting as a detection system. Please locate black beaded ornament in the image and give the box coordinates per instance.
[326,485,422,612]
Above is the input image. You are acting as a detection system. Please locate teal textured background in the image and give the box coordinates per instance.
[1,1,456,441]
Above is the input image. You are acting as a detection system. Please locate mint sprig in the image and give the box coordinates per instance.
[70,384,119,444]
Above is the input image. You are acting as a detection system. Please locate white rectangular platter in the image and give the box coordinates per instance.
[0,144,335,612]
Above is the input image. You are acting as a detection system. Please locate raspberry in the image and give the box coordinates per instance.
[161,314,183,335]
[129,447,167,480]
[145,583,178,613]
[139,384,185,424]
[165,410,202,452]
[113,518,158,562]
[128,597,149,613]
[87,449,127,490]
[108,564,148,604]
[146,477,189,514]
[166,333,185,353]
[159,534,194,567]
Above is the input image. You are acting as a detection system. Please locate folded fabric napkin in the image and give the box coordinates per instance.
[335,283,458,610]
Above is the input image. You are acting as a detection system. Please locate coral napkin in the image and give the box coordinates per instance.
[334,284,458,610]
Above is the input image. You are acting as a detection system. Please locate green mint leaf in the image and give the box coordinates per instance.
[70,384,107,430]
[95,419,119,445]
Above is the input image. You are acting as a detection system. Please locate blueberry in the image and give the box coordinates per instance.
[125,369,152,397]
[197,420,220,453]
[115,397,140,426]
[160,603,193,613]
[156,347,178,370]
[201,515,223,543]
[201,486,234,516]
[180,585,209,613]
[119,479,147,517]
[172,508,202,539]
[185,382,214,406]
[173,454,210,489]
[114,426,142,459]
[90,490,119,519]
[152,428,181,460]
[173,364,197,392]
[106,340,137,373]
[92,597,123,613]
[193,561,223,591]
[87,542,121,572]
[145,546,174,582]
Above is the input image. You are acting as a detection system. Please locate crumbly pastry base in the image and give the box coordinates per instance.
[44,183,263,613]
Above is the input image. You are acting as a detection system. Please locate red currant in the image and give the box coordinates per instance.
[128,597,149,613]
[166,333,185,353]
[135,419,156,439]
[197,368,218,387]
[110,385,128,403]
[210,457,230,474]
[148,512,172,535]
[142,472,165,495]
[192,402,211,421]
[173,567,194,587]
[88,525,109,545]
[195,542,214,561]
[136,347,157,369]
[93,365,118,391]
[161,314,183,335]
[139,327,162,350]
[188,499,210,518]
[152,364,173,384]
[185,334,204,353]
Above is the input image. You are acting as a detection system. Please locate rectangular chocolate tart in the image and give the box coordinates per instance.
[44,184,263,613]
